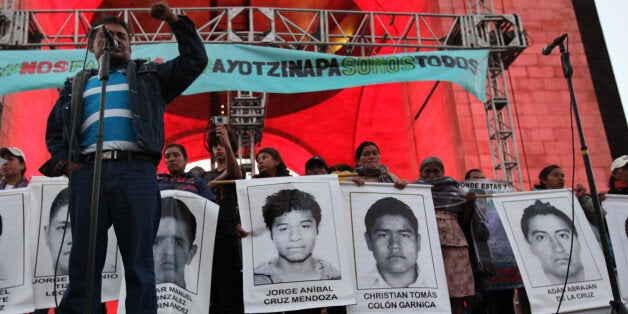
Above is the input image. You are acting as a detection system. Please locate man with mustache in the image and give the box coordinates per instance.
[361,197,424,288]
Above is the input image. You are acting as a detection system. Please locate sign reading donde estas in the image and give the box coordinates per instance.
[0,44,488,101]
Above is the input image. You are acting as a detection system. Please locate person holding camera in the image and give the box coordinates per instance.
[202,124,248,313]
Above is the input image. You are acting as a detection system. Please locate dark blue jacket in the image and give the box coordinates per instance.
[40,16,208,177]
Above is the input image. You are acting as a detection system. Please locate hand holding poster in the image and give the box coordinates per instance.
[237,175,356,313]
[341,182,451,313]
[0,187,33,313]
[602,194,628,304]
[492,189,612,313]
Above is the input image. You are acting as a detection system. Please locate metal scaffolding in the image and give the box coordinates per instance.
[0,4,527,186]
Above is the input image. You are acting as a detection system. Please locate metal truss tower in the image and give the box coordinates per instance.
[0,2,527,184]
[466,0,526,189]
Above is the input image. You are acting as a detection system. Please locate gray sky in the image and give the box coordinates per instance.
[594,0,628,124]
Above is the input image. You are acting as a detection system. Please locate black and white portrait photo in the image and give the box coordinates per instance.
[341,182,451,314]
[351,192,438,290]
[519,200,588,285]
[500,197,602,287]
[28,177,122,310]
[118,189,220,314]
[253,188,341,285]
[360,197,426,288]
[34,186,118,278]
[493,189,613,313]
[238,175,356,313]
[154,196,199,290]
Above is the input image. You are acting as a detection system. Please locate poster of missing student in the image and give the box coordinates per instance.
[237,175,356,313]
[29,177,123,311]
[0,187,33,313]
[117,189,219,314]
[341,182,451,314]
[602,194,628,304]
[492,189,612,313]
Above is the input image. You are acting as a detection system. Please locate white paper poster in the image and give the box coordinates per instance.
[117,189,219,314]
[602,194,628,304]
[237,175,356,313]
[492,189,612,313]
[341,182,451,313]
[29,177,122,310]
[0,188,33,313]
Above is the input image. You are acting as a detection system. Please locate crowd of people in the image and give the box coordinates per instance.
[0,2,626,313]
[3,131,627,313]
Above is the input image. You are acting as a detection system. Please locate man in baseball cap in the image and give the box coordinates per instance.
[611,155,628,173]
[609,155,628,195]
[305,156,329,175]
[0,147,29,189]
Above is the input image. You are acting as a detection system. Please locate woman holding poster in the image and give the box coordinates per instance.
[413,157,476,314]
[350,141,407,189]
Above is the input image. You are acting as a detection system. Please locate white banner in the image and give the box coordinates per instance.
[492,189,612,313]
[341,182,451,314]
[0,187,33,313]
[237,175,356,313]
[117,189,219,314]
[602,194,628,304]
[28,177,123,310]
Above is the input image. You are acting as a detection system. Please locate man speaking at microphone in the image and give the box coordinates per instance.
[40,2,208,313]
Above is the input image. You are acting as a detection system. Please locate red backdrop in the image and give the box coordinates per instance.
[0,0,613,192]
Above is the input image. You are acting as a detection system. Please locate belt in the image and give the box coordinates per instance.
[83,150,156,162]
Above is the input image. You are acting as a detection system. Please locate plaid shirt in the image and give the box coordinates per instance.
[0,177,29,190]
[156,172,216,201]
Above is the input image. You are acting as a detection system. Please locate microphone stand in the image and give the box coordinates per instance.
[557,42,627,314]
[83,38,114,314]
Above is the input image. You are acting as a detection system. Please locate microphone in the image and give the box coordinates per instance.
[541,33,567,55]
[92,24,118,50]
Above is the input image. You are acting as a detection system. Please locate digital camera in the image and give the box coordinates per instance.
[211,116,228,125]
